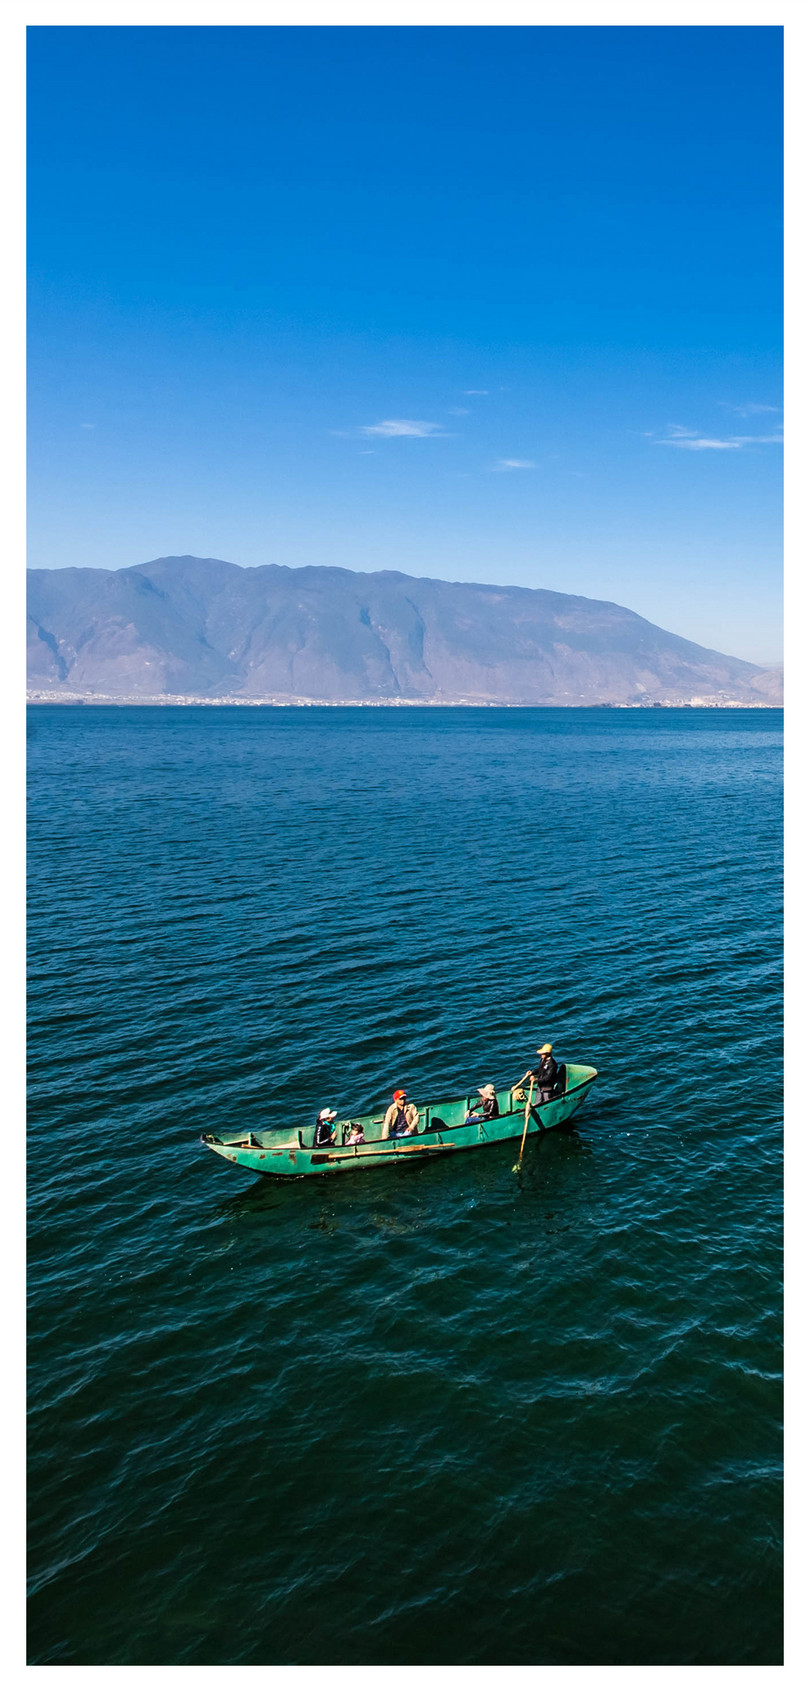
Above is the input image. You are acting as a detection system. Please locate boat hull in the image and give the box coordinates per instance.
[201,1067,598,1179]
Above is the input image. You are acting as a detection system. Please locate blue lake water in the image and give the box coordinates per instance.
[27,706,783,1665]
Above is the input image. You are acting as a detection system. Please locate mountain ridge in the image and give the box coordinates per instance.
[27,556,783,706]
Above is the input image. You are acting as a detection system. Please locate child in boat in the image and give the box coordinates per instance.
[345,1123,365,1144]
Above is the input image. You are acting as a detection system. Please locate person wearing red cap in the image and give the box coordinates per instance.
[382,1089,420,1139]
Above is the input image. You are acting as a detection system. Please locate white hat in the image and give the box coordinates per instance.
[317,1108,338,1121]
[477,1084,496,1098]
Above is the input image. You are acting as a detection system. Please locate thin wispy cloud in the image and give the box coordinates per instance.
[654,422,782,452]
[80,422,96,430]
[359,418,447,438]
[664,437,743,451]
[718,401,782,418]
[463,389,489,396]
[448,407,469,416]
[491,458,535,471]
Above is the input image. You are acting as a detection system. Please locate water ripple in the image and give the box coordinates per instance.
[27,707,782,1665]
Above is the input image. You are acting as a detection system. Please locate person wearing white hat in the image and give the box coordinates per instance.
[515,1043,558,1104]
[313,1107,338,1147]
[464,1083,500,1125]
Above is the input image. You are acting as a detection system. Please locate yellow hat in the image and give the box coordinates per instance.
[538,1043,553,1054]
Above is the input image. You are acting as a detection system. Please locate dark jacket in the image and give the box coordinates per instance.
[531,1055,558,1092]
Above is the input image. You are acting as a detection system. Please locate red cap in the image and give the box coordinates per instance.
[393,1089,407,1100]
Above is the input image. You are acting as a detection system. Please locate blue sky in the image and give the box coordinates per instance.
[27,25,783,663]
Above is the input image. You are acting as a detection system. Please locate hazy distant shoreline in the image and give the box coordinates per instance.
[27,693,781,710]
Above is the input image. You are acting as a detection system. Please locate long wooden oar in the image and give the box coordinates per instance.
[512,1079,536,1172]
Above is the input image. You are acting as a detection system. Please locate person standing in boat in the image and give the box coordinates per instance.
[516,1044,558,1104]
[465,1084,500,1123]
[382,1089,420,1139]
[313,1108,338,1147]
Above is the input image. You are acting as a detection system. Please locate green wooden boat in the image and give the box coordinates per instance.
[200,1065,598,1179]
